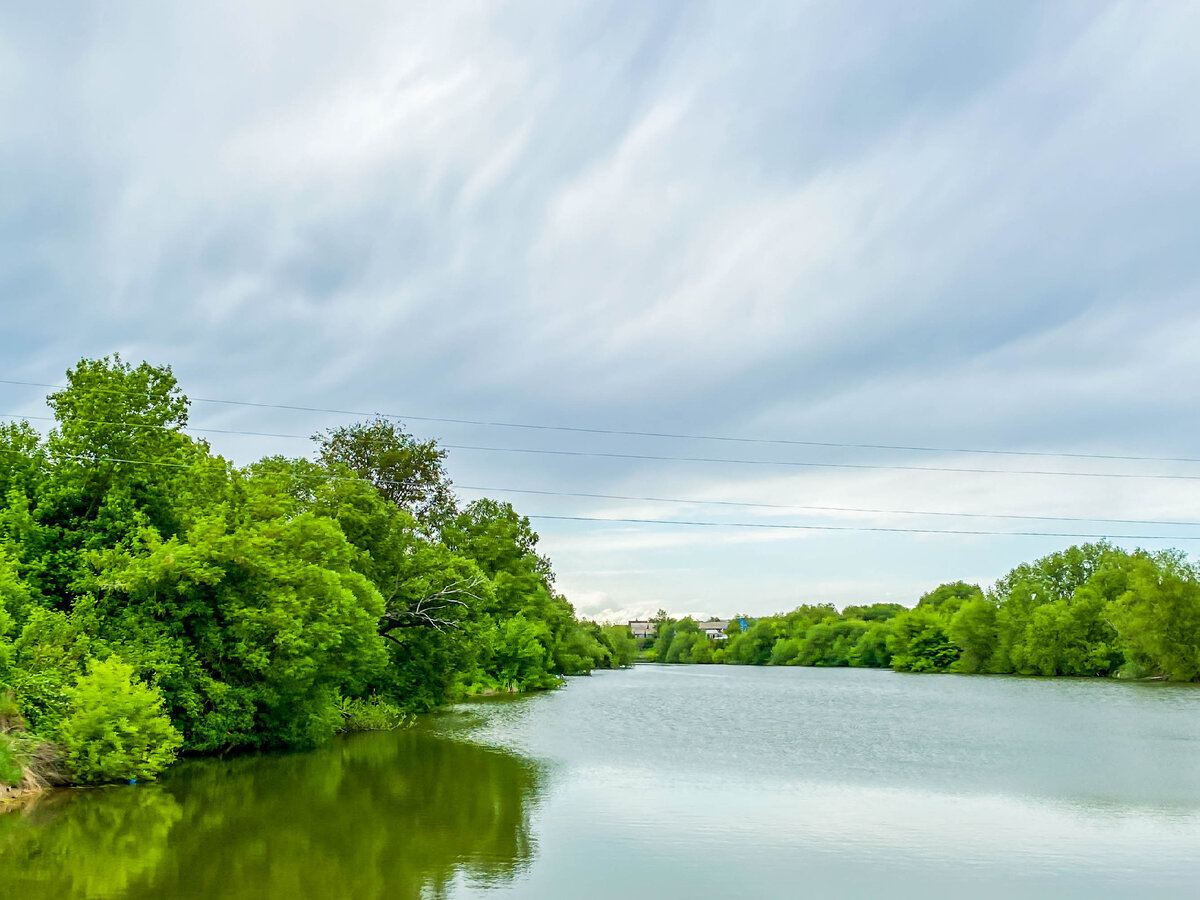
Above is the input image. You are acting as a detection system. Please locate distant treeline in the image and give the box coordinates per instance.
[645,543,1200,681]
[0,357,636,789]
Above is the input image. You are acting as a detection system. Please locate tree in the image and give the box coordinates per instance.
[888,607,958,672]
[989,543,1130,676]
[796,619,869,667]
[443,500,553,591]
[948,598,998,674]
[20,357,213,606]
[554,622,609,674]
[58,656,183,783]
[915,581,983,615]
[314,419,455,529]
[841,603,905,622]
[490,615,556,691]
[598,625,637,668]
[86,507,387,750]
[1012,587,1122,676]
[0,355,621,786]
[724,620,777,665]
[849,622,892,668]
[1110,555,1200,681]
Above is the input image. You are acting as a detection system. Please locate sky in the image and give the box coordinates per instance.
[3,1,1200,623]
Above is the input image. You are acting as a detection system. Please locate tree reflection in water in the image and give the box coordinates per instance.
[0,726,540,899]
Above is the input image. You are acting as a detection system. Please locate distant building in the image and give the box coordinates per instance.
[699,620,732,641]
[628,620,657,639]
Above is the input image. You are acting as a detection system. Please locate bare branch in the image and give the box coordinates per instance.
[377,573,486,636]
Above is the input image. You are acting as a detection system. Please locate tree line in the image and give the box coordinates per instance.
[645,542,1200,680]
[0,357,636,788]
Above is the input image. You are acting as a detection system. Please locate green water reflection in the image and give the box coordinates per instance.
[0,726,539,900]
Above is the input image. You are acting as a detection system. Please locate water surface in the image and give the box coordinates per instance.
[3,666,1199,898]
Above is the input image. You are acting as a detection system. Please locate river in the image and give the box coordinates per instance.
[3,665,1199,898]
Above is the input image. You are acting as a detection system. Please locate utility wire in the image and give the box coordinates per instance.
[1,413,307,442]
[2,447,1198,541]
[454,484,1200,529]
[3,439,1194,528]
[523,514,1200,541]
[2,377,1196,465]
[436,443,1200,481]
[4,412,1200,481]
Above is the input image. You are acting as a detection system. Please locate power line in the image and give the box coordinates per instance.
[1,413,308,442]
[454,484,1200,529]
[3,447,1199,541]
[3,377,1197,466]
[8,411,1200,481]
[437,442,1200,481]
[4,438,1195,528]
[3,439,1196,527]
[523,513,1200,541]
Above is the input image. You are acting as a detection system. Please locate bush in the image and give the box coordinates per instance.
[0,733,22,786]
[0,688,23,732]
[58,657,183,783]
[335,696,411,733]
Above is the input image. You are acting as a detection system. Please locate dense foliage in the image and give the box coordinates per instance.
[58,657,183,783]
[0,357,633,785]
[645,546,1200,681]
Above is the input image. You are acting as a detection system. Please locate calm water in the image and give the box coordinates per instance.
[3,665,1199,898]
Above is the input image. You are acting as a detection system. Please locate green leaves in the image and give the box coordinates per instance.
[1110,556,1200,681]
[888,607,958,672]
[314,418,454,529]
[89,510,388,750]
[0,355,622,783]
[58,656,183,783]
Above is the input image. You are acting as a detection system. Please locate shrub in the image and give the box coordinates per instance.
[335,696,411,733]
[0,733,22,786]
[58,657,183,783]
[0,687,23,732]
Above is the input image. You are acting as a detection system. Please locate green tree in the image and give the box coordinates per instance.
[725,620,778,665]
[0,356,619,787]
[491,615,557,691]
[769,637,801,666]
[947,597,998,674]
[554,621,609,674]
[314,418,455,529]
[86,508,387,750]
[849,622,893,667]
[916,581,983,615]
[796,619,869,667]
[58,656,183,783]
[889,607,958,672]
[598,624,637,668]
[841,603,905,622]
[1110,555,1200,681]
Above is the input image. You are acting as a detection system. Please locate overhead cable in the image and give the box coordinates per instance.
[453,484,1200,529]
[3,377,1197,465]
[523,514,1200,541]
[4,412,1199,482]
[2,447,1198,541]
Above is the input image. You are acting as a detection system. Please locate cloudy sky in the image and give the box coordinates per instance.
[3,1,1200,622]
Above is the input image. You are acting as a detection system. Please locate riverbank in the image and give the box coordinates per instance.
[0,731,64,810]
[0,780,43,808]
[0,675,581,805]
